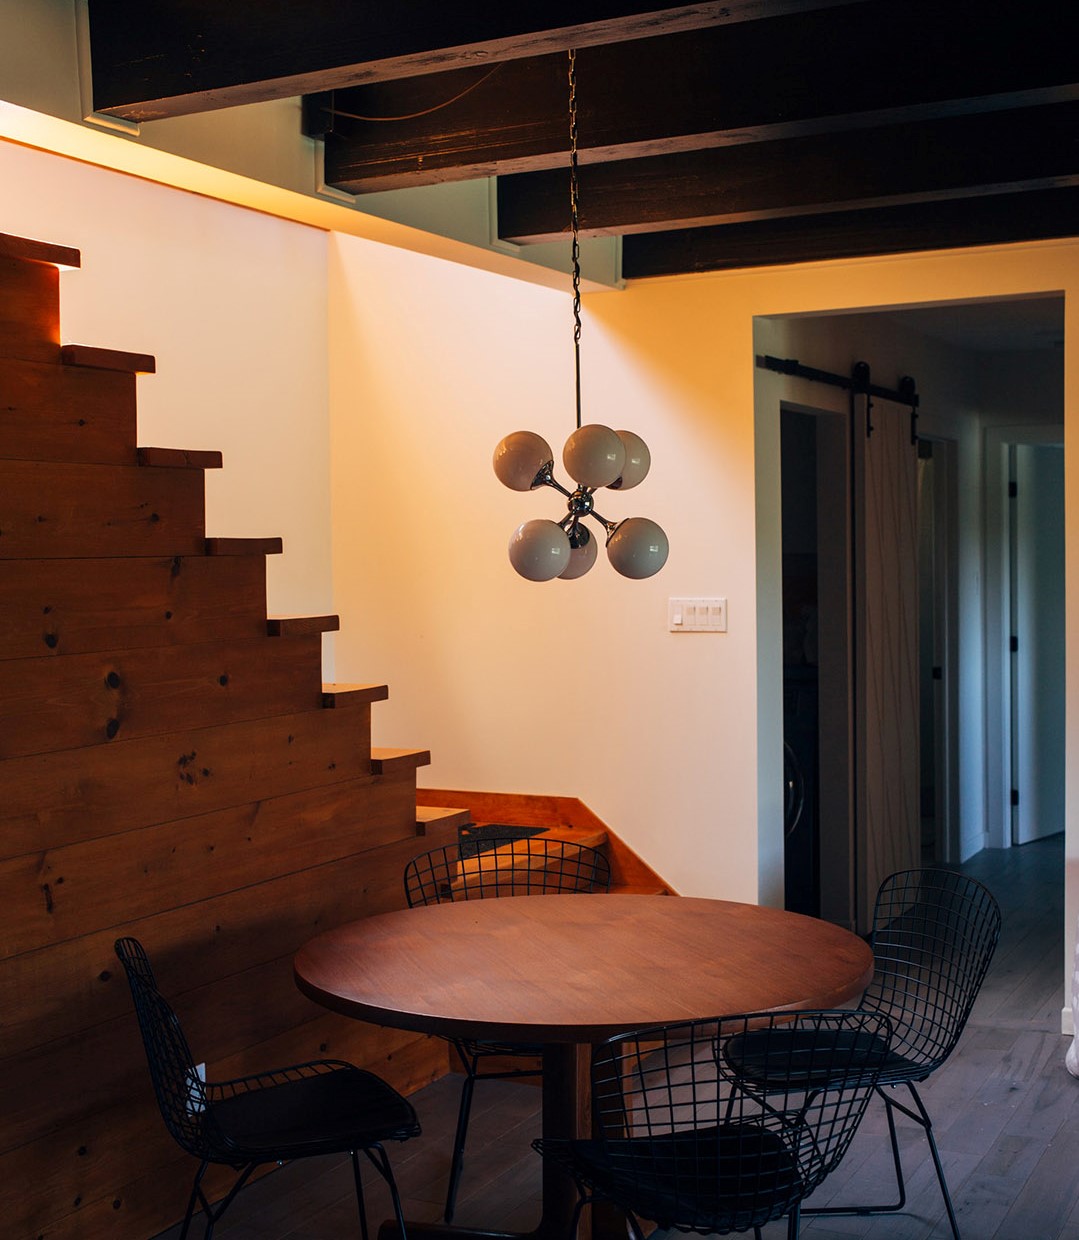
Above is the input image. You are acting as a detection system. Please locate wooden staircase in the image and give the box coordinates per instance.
[422,789,673,896]
[0,233,463,1240]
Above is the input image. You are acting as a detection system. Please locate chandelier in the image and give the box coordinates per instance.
[492,50,669,582]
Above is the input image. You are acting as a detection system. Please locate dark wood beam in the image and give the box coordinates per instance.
[620,187,1079,277]
[87,0,847,120]
[319,0,1078,192]
[498,103,1079,241]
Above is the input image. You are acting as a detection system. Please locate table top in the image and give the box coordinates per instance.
[294,894,874,1044]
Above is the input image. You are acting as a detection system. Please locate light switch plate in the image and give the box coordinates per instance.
[669,597,727,632]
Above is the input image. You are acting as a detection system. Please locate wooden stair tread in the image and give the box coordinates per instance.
[205,537,283,556]
[322,683,389,708]
[416,805,472,835]
[0,233,80,268]
[138,447,223,470]
[469,820,607,850]
[267,615,339,637]
[61,344,156,374]
[371,747,431,775]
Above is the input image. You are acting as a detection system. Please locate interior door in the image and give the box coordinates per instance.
[1011,443,1065,844]
[856,400,920,930]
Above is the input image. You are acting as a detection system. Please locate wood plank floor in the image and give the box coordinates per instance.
[154,836,1076,1240]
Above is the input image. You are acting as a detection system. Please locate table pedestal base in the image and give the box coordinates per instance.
[378,1044,622,1240]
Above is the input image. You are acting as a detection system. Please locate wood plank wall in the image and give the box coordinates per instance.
[0,236,456,1240]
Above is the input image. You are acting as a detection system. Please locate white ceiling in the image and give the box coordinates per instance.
[881,295,1065,354]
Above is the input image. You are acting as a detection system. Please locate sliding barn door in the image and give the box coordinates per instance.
[855,401,920,932]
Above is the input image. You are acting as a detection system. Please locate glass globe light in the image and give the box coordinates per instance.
[493,431,554,491]
[562,424,626,488]
[607,517,669,579]
[508,519,571,581]
[608,430,651,490]
[559,526,599,579]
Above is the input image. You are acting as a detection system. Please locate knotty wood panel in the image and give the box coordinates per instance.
[3,921,451,1160]
[0,635,324,759]
[0,771,417,957]
[0,554,267,660]
[0,357,137,465]
[0,234,446,1240]
[0,256,60,364]
[6,1021,443,1240]
[0,459,206,558]
[856,405,919,932]
[0,813,460,1060]
[0,706,373,858]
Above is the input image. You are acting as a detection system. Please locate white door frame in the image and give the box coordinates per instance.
[983,423,1064,850]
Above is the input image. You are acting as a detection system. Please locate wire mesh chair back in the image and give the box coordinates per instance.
[404,835,611,907]
[587,1011,891,1235]
[860,869,1001,1075]
[115,936,214,1159]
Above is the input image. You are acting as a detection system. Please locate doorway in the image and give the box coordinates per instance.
[1009,441,1066,845]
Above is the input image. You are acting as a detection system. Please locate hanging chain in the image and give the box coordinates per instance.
[568,49,583,430]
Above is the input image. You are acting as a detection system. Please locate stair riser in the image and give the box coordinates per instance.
[0,258,60,364]
[0,358,137,465]
[0,555,268,660]
[0,636,326,760]
[0,460,206,558]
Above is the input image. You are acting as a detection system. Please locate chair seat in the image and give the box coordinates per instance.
[537,1123,804,1231]
[723,1027,927,1089]
[212,1066,420,1161]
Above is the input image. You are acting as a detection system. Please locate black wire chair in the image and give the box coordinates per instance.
[115,937,420,1240]
[534,1010,892,1240]
[403,834,611,1222]
[725,868,1001,1239]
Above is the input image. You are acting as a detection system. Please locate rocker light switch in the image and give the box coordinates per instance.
[668,597,727,632]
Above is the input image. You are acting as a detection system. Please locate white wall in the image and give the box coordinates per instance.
[0,140,333,618]
[4,138,1079,1007]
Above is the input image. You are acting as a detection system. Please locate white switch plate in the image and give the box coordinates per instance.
[669,597,728,632]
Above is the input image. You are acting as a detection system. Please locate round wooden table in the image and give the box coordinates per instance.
[294,894,873,1240]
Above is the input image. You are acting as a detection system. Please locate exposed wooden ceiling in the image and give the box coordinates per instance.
[87,0,1079,278]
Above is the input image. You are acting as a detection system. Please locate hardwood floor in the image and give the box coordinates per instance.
[153,836,1075,1240]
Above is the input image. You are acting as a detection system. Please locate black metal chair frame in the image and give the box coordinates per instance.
[403,834,611,1222]
[115,936,420,1240]
[534,1009,892,1240]
[728,868,1001,1240]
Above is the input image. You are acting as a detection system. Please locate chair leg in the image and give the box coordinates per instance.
[365,1144,410,1240]
[352,1150,370,1240]
[786,1201,801,1239]
[199,1163,257,1239]
[445,1065,478,1222]
[804,1083,961,1238]
[905,1082,962,1240]
[179,1161,209,1240]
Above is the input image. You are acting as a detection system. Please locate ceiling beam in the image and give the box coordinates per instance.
[87,0,847,121]
[317,0,1077,193]
[619,187,1079,278]
[497,103,1079,241]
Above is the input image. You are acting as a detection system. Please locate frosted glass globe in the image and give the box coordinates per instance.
[493,431,553,491]
[562,424,626,488]
[607,517,669,579]
[508,519,571,581]
[559,528,599,579]
[608,430,651,490]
